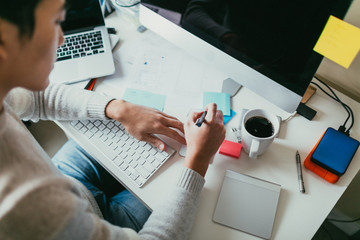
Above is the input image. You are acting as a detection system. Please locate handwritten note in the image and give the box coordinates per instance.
[313,15,360,68]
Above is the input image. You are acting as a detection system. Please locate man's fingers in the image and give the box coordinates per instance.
[215,110,224,123]
[189,111,205,123]
[161,117,185,134]
[157,127,186,145]
[143,135,166,151]
[204,103,217,124]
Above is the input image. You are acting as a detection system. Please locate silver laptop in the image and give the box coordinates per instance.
[49,0,115,84]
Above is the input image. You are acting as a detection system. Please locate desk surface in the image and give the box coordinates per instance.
[58,10,360,240]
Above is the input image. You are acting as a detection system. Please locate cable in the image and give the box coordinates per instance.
[312,76,353,130]
[312,76,354,135]
[311,82,351,128]
[314,76,354,128]
[327,216,360,223]
[282,111,297,122]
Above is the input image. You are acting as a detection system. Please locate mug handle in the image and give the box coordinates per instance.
[249,139,260,158]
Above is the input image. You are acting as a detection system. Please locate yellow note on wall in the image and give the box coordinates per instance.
[313,15,360,69]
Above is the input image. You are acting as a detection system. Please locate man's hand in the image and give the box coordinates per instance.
[105,99,186,150]
[184,103,225,177]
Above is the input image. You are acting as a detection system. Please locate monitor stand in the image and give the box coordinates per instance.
[222,78,242,97]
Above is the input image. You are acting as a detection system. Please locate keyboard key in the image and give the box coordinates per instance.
[57,55,72,62]
[150,148,157,155]
[143,161,156,173]
[136,178,144,186]
[130,172,140,181]
[92,44,104,50]
[120,163,128,171]
[94,131,103,138]
[151,159,161,168]
[130,161,138,168]
[114,157,124,166]
[125,167,134,176]
[135,165,150,179]
[141,151,150,159]
[85,131,93,139]
[93,120,101,127]
[155,152,166,162]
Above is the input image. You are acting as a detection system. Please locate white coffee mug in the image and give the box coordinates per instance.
[240,109,280,158]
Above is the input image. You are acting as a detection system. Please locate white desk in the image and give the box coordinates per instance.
[58,11,360,240]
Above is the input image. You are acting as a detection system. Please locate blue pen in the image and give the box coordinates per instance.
[195,111,207,127]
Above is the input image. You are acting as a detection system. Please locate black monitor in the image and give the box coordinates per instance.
[139,0,352,113]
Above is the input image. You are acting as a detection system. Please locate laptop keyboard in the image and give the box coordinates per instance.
[70,119,176,187]
[56,30,105,62]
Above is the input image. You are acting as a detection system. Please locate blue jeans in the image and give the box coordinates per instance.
[51,139,151,232]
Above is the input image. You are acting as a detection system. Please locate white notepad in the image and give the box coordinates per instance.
[213,170,281,239]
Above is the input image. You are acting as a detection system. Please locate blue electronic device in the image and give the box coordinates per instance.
[311,128,359,176]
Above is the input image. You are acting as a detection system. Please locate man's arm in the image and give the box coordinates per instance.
[5,83,113,122]
[138,103,225,239]
[5,83,186,149]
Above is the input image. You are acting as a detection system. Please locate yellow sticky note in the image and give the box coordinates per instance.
[313,15,360,69]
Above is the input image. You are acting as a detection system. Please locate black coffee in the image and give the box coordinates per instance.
[245,116,274,138]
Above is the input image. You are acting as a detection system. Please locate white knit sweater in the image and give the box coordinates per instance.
[0,83,205,240]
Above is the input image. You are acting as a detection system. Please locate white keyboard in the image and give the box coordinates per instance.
[69,119,175,187]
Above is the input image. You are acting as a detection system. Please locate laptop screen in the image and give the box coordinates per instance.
[61,0,105,34]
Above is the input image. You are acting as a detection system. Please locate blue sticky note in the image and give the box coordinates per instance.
[223,109,236,125]
[123,88,166,112]
[203,92,231,116]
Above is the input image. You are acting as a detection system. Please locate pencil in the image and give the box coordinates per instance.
[84,78,97,91]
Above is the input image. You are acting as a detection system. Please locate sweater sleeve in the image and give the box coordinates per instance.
[56,168,205,240]
[4,83,115,122]
[138,168,205,240]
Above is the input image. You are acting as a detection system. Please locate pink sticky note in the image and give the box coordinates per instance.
[219,140,243,158]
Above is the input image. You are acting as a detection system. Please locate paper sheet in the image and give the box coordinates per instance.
[100,29,225,121]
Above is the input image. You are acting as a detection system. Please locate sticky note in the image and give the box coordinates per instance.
[313,15,360,68]
[203,92,231,116]
[219,140,242,158]
[223,109,236,125]
[123,88,166,111]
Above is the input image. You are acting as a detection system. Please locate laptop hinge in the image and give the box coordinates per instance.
[64,25,102,35]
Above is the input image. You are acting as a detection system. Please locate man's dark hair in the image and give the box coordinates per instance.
[0,0,43,38]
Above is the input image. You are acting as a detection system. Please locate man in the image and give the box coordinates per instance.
[0,0,225,239]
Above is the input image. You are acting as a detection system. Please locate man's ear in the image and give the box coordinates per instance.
[0,19,8,61]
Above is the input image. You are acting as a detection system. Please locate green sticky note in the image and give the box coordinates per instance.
[203,92,231,116]
[123,88,166,112]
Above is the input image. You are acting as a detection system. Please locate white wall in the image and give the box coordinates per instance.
[316,0,360,102]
